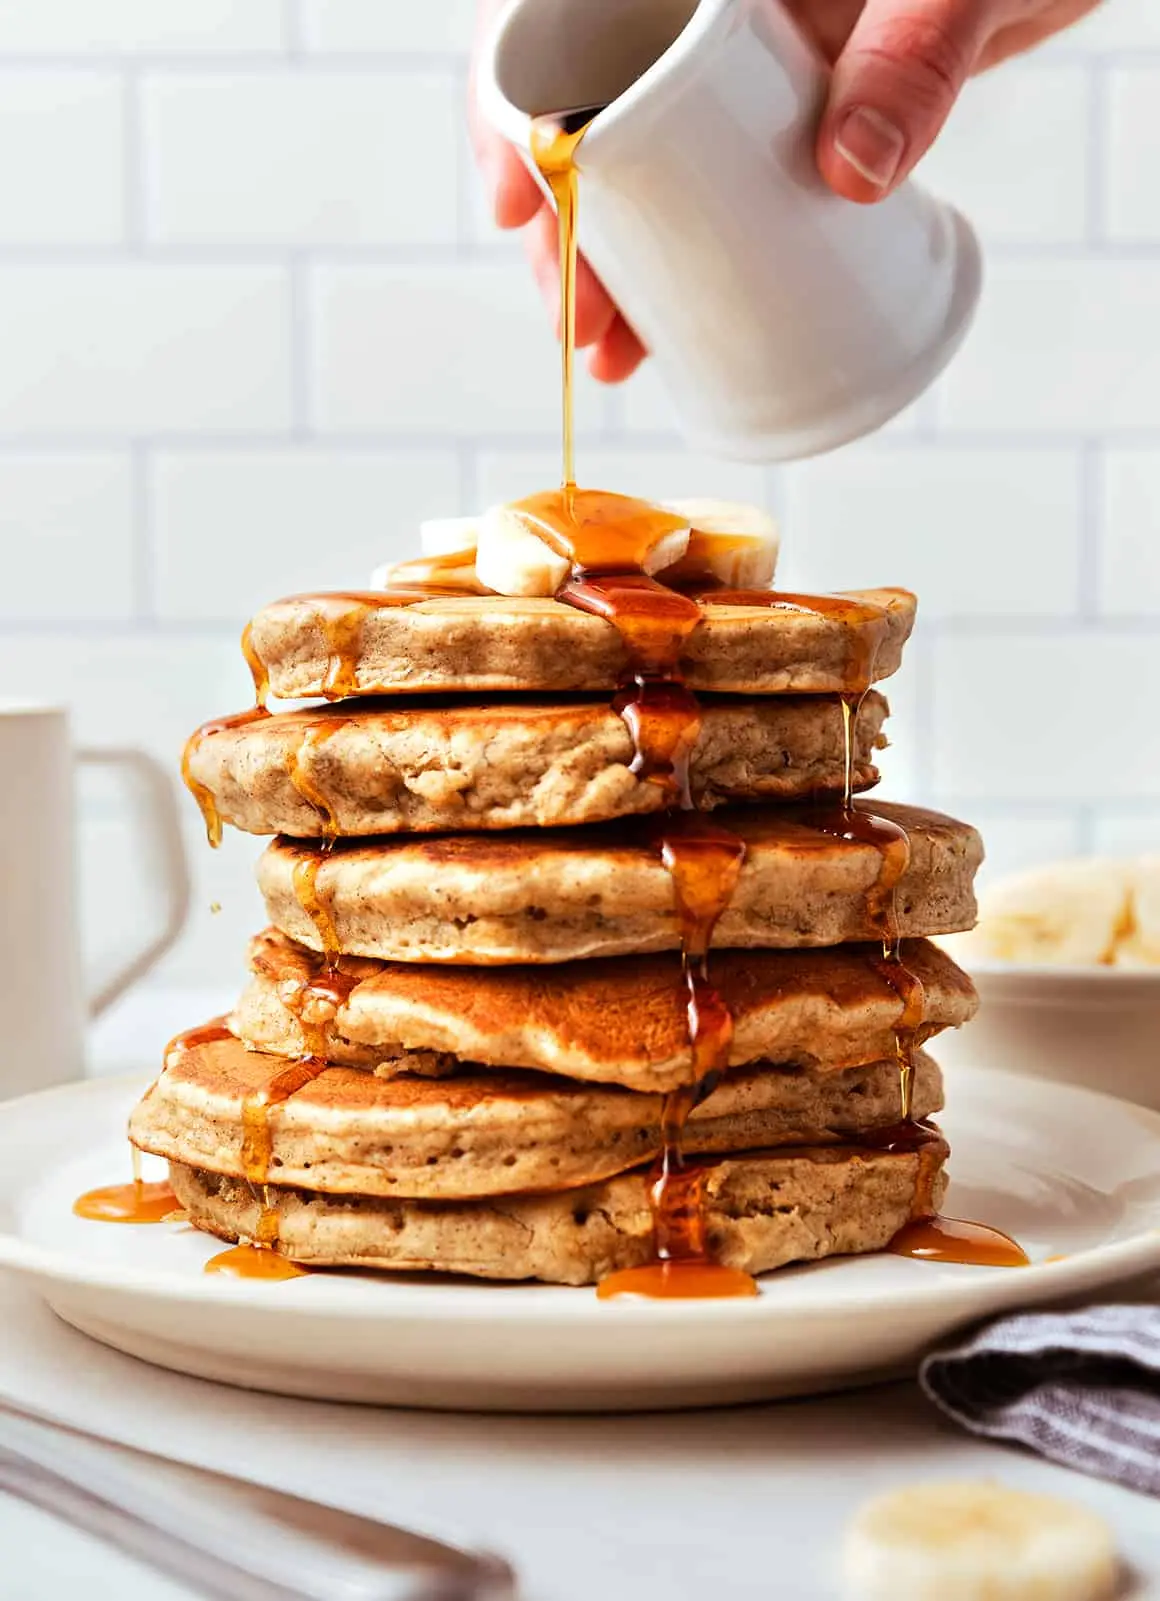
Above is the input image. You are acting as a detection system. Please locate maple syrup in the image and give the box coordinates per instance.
[860,1118,1029,1267]
[281,963,360,1061]
[597,1259,757,1300]
[703,590,893,695]
[204,1243,308,1280]
[163,1016,233,1064]
[887,1134,1030,1269]
[217,1032,333,1278]
[285,721,343,839]
[73,1147,179,1224]
[529,107,756,1299]
[181,706,270,848]
[73,1177,178,1223]
[240,580,486,712]
[241,621,270,710]
[890,1215,1029,1268]
[290,843,342,966]
[530,107,605,487]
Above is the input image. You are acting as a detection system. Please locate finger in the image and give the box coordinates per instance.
[980,0,1103,70]
[466,1,541,229]
[818,0,995,202]
[526,205,622,349]
[782,0,864,62]
[588,314,648,384]
[470,113,543,229]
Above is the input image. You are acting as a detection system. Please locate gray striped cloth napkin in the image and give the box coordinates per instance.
[919,1305,1160,1495]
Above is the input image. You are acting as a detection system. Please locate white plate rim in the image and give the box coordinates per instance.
[1,1069,1159,1325]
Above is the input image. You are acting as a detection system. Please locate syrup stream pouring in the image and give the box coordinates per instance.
[0,1394,514,1601]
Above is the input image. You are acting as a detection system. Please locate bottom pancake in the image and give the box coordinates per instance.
[169,1141,949,1286]
[130,1034,943,1199]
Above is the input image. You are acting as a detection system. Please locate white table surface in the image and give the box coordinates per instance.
[0,990,1156,1600]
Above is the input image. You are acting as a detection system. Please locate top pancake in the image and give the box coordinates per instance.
[245,587,916,698]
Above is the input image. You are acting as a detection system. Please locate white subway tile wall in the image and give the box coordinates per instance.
[0,0,1155,996]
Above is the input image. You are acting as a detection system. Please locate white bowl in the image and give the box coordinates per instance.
[936,959,1160,1111]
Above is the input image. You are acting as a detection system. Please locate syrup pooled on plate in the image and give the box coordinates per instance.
[204,1243,309,1281]
[73,1148,179,1224]
[73,1178,178,1224]
[874,1124,1030,1269]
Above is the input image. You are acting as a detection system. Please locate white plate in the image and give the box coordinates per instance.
[1,1071,1158,1413]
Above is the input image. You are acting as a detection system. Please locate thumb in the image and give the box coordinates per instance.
[817,0,994,202]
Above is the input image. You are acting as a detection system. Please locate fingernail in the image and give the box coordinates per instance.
[834,106,906,190]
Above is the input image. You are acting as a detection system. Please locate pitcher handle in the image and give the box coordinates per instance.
[77,749,192,1018]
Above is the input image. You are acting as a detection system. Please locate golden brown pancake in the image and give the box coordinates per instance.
[234,930,976,1092]
[169,1137,948,1285]
[258,801,982,965]
[130,1033,944,1199]
[184,692,887,838]
[245,587,916,699]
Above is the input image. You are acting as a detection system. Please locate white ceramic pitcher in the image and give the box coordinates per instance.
[0,703,190,1100]
[479,0,982,462]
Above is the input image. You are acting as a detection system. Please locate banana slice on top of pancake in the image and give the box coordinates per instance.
[377,497,780,599]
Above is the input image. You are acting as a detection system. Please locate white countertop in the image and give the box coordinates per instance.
[1,989,1156,1600]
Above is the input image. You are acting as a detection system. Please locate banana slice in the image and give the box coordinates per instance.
[475,504,572,598]
[967,858,1134,968]
[1114,855,1160,968]
[843,1481,1118,1601]
[381,496,774,601]
[475,501,692,598]
[659,498,780,588]
[420,516,479,560]
[372,551,483,592]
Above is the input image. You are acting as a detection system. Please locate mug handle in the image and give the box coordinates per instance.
[77,749,192,1018]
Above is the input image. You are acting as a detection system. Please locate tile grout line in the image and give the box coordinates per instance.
[457,441,479,516]
[1077,439,1104,621]
[1074,804,1098,855]
[288,255,312,440]
[1,242,1160,267]
[283,0,305,58]
[451,57,477,261]
[131,441,156,621]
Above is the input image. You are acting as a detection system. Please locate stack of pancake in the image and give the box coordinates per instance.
[130,570,983,1287]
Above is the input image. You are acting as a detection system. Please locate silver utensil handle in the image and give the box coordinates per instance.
[0,1402,514,1601]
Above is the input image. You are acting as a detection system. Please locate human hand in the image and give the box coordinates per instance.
[470,0,1103,383]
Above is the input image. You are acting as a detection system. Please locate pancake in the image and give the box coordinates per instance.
[245,586,916,699]
[130,1033,944,1199]
[258,800,982,965]
[234,930,976,1092]
[169,1137,948,1284]
[184,691,887,838]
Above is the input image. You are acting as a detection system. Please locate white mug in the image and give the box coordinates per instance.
[479,0,982,462]
[0,703,190,1100]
